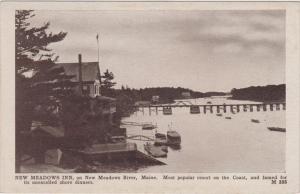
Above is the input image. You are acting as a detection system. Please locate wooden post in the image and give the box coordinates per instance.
[250,105,253,112]
[276,104,280,111]
[156,107,158,115]
[230,105,234,113]
[236,105,240,112]
[243,105,247,112]
[203,106,206,114]
[217,106,220,113]
[263,104,267,111]
[210,106,213,113]
[270,104,273,111]
[223,105,227,113]
[257,105,260,111]
[149,106,151,115]
[78,54,83,95]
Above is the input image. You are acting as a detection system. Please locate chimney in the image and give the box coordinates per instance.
[78,54,83,95]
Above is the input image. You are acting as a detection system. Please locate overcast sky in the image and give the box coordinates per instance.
[29,10,285,92]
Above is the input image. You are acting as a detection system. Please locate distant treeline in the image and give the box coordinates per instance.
[102,87,226,116]
[230,84,286,102]
[108,87,226,103]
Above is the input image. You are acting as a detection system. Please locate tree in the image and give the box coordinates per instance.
[100,69,116,96]
[15,10,73,171]
[101,69,116,89]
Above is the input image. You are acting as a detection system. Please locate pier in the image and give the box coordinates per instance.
[134,102,286,115]
[65,143,165,165]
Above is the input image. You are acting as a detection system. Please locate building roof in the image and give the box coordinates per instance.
[56,62,99,82]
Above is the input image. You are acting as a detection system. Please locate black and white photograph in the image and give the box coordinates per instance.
[15,9,287,174]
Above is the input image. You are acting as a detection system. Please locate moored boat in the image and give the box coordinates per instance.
[154,133,167,146]
[167,130,181,146]
[216,113,223,116]
[144,142,167,158]
[142,123,156,130]
[225,116,232,119]
[251,119,260,123]
[268,127,286,132]
[155,133,166,138]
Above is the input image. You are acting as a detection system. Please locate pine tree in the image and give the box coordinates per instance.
[101,69,116,96]
[15,10,74,171]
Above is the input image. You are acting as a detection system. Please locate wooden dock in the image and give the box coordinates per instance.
[134,102,286,115]
[78,143,137,155]
[64,142,165,165]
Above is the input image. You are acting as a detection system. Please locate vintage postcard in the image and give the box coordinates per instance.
[0,1,299,194]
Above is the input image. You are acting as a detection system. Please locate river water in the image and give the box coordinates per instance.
[121,97,285,173]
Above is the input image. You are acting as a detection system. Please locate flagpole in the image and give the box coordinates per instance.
[96,34,102,85]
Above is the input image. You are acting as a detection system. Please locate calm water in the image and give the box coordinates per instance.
[121,97,285,173]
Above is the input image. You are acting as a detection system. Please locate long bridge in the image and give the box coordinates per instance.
[134,101,286,115]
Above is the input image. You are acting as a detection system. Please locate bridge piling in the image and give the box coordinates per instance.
[210,106,213,113]
[223,105,227,113]
[203,106,206,114]
[243,105,247,112]
[250,105,253,112]
[276,104,280,111]
[270,104,274,111]
[283,103,286,110]
[236,105,240,112]
[217,106,220,113]
[263,104,267,111]
[230,105,234,113]
[257,105,260,112]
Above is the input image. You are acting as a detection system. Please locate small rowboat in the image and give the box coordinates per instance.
[144,143,167,158]
[251,119,260,123]
[154,133,167,146]
[268,127,286,132]
[167,131,181,146]
[142,124,156,130]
